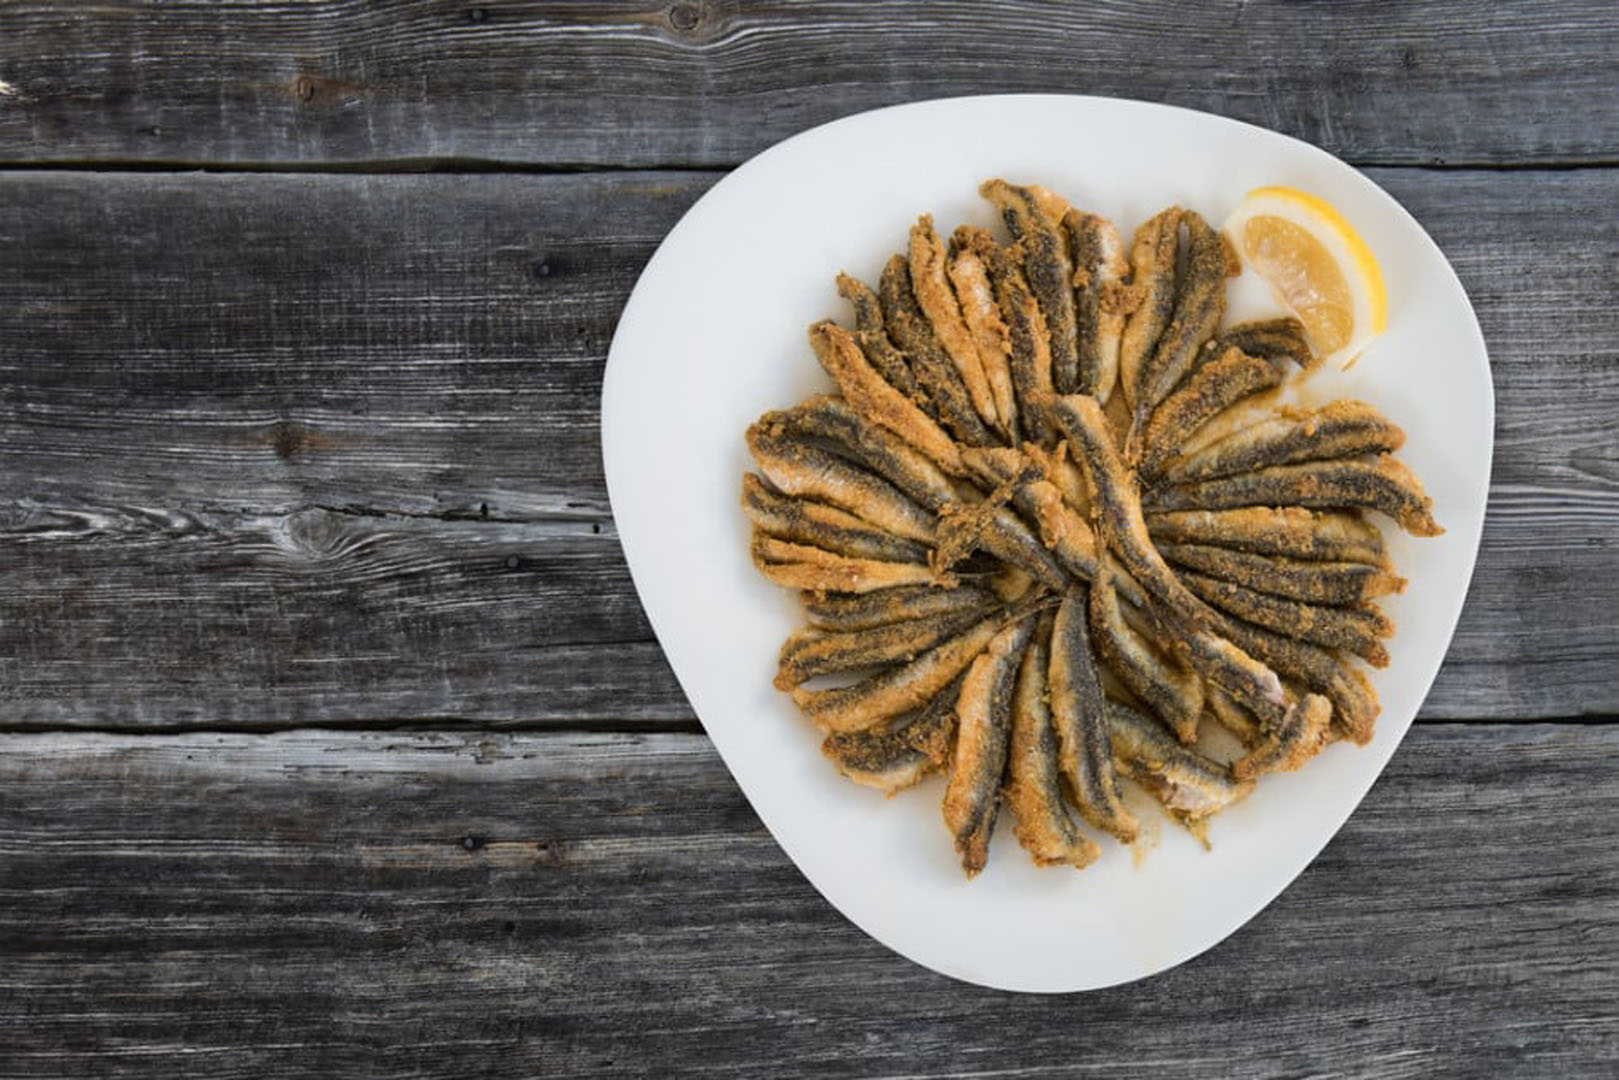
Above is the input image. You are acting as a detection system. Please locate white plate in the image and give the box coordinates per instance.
[602,95,1492,992]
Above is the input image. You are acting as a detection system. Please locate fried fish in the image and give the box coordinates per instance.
[943,613,1040,876]
[1006,613,1104,867]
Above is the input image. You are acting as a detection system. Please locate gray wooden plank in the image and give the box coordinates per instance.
[0,1,1616,169]
[1,167,1616,728]
[0,724,1613,1078]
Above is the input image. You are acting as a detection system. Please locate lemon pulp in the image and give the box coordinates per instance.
[1241,215,1355,353]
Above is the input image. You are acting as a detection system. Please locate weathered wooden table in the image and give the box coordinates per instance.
[1,3,1615,1076]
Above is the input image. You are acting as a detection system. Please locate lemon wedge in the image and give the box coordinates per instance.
[1223,186,1387,367]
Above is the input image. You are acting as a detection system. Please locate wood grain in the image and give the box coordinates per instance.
[0,2,1616,169]
[1,167,1616,727]
[0,724,1613,1078]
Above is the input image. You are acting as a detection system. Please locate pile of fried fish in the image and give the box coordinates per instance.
[744,180,1442,877]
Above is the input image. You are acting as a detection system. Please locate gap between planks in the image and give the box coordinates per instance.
[2,159,1619,177]
[1,715,1611,739]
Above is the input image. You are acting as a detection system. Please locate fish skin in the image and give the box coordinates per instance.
[1048,394,1207,631]
[1087,568,1204,745]
[943,613,1040,876]
[1060,209,1131,402]
[750,533,944,594]
[1145,506,1388,566]
[1215,317,1315,370]
[974,505,1072,592]
[742,473,929,564]
[775,608,993,689]
[957,226,1055,443]
[1177,568,1393,668]
[981,180,1080,397]
[801,583,998,633]
[879,256,996,447]
[1147,454,1443,537]
[959,445,1101,583]
[909,215,1002,435]
[765,396,958,512]
[836,272,926,404]
[1051,589,1140,841]
[947,238,1019,441]
[1216,615,1382,746]
[821,672,967,794]
[1117,207,1184,411]
[1205,684,1262,745]
[1160,399,1408,485]
[1129,211,1229,460]
[746,420,937,543]
[1233,692,1333,779]
[1049,394,1293,731]
[1104,700,1254,820]
[794,608,1011,734]
[1136,346,1284,481]
[806,319,966,476]
[1158,542,1407,605]
[1006,612,1102,868]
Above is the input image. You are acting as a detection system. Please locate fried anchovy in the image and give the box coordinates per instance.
[1006,612,1103,867]
[943,612,1039,876]
[801,582,998,633]
[1215,317,1315,370]
[1105,700,1254,820]
[1130,211,1230,456]
[1088,566,1203,745]
[981,507,1073,591]
[751,533,944,594]
[1149,455,1443,537]
[957,225,1055,443]
[1145,506,1388,566]
[960,446,1101,582]
[947,235,1019,441]
[1033,440,1092,518]
[1162,400,1407,485]
[879,255,995,446]
[1060,209,1132,402]
[742,473,929,565]
[1159,542,1406,604]
[982,179,1080,395]
[1102,553,1293,738]
[1205,684,1261,745]
[1051,588,1140,841]
[1217,615,1381,746]
[932,479,1072,594]
[1048,394,1208,631]
[793,607,1013,733]
[1117,207,1184,410]
[1049,395,1294,731]
[835,272,926,404]
[746,421,937,543]
[775,607,992,689]
[821,672,965,794]
[1233,692,1332,779]
[1136,346,1284,481]
[805,319,965,476]
[910,215,1002,434]
[1177,568,1393,668]
[765,396,958,512]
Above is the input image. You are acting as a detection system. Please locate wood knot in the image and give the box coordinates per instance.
[289,73,360,108]
[460,835,486,852]
[535,839,568,866]
[466,7,489,24]
[271,420,308,459]
[668,2,701,32]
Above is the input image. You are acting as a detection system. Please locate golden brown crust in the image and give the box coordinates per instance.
[747,188,1441,876]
